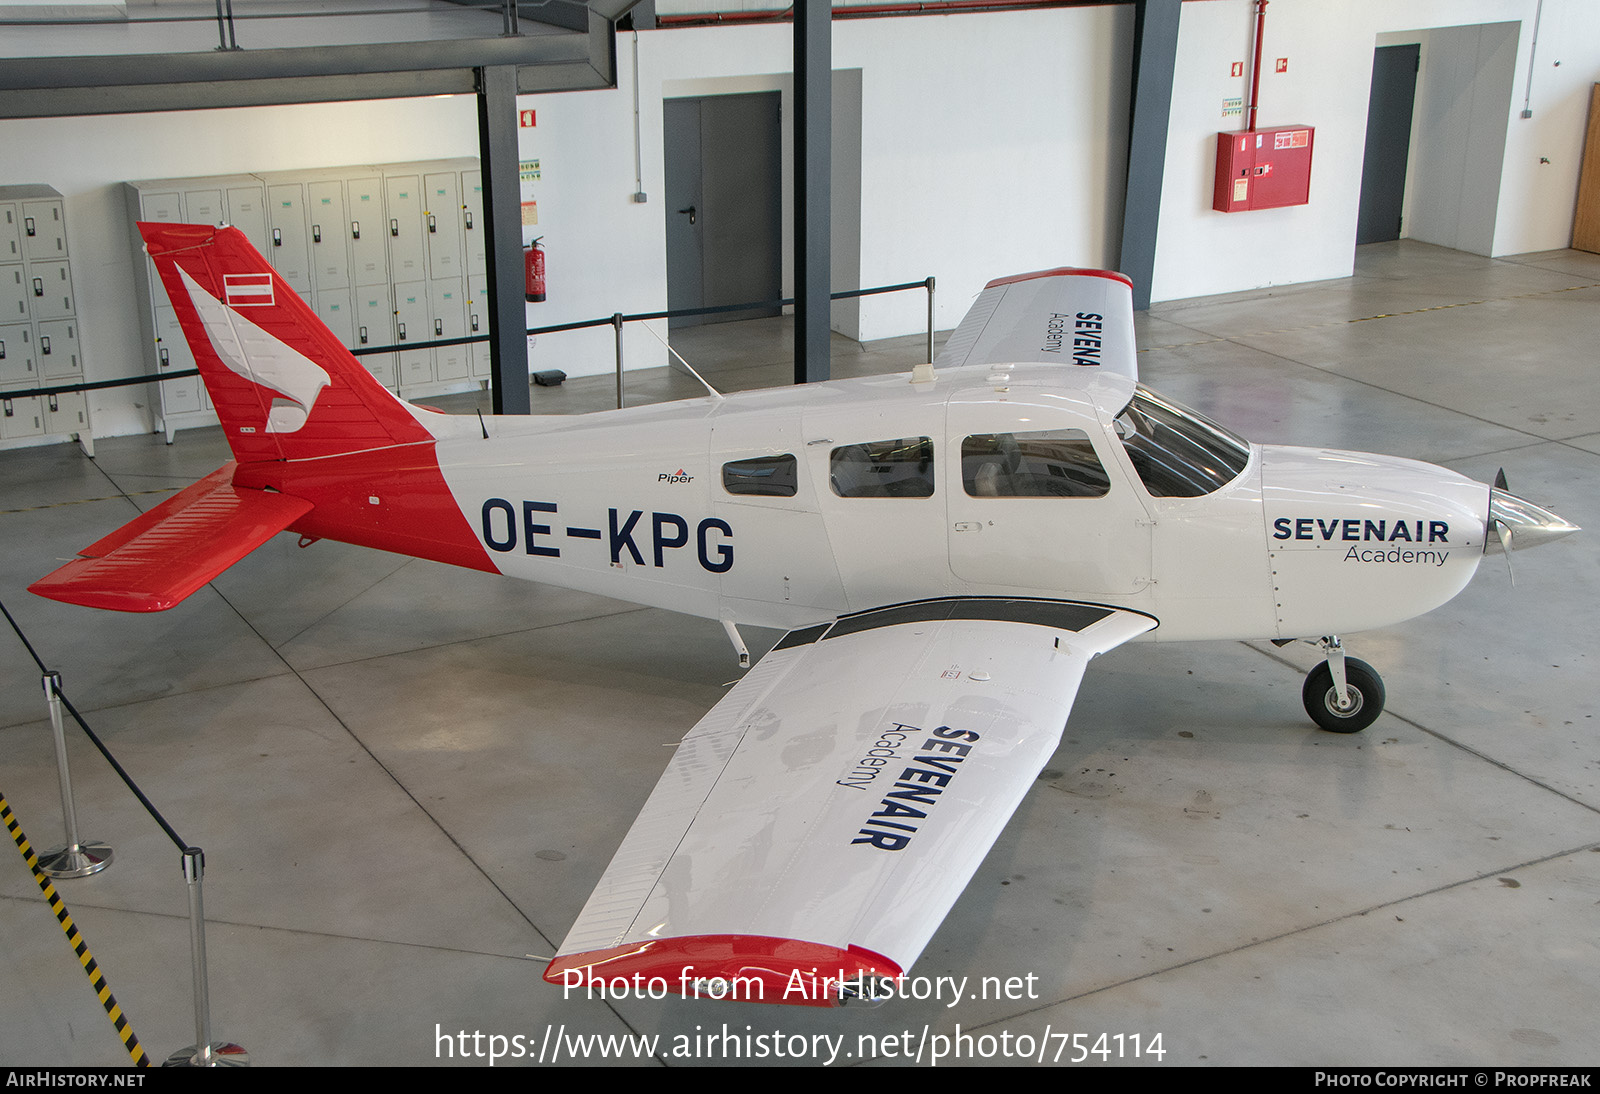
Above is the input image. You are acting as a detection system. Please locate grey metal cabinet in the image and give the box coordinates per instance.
[126,159,486,442]
[0,186,91,453]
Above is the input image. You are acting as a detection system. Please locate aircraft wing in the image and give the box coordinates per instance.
[29,464,312,612]
[934,268,1138,380]
[544,597,1156,1005]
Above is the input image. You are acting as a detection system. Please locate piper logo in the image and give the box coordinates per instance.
[659,469,693,484]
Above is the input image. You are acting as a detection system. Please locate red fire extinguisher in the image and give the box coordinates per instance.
[524,237,546,303]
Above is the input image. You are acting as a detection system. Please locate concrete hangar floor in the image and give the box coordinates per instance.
[1,241,1596,1068]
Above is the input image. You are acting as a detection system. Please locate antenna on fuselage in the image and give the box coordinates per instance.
[642,322,724,401]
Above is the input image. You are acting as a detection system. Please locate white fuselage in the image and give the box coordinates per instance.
[425,364,1492,644]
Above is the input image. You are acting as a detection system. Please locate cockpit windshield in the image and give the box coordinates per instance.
[1114,386,1251,497]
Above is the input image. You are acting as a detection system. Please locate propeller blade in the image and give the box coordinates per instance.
[1494,518,1516,586]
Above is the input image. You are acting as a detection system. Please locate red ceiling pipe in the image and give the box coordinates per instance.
[654,1,1110,28]
[1247,0,1267,132]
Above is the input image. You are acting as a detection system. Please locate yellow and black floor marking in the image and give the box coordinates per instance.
[1141,280,1600,350]
[2,792,149,1067]
[1138,337,1227,354]
[1343,279,1600,325]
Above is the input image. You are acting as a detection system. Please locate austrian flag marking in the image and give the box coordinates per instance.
[223,273,274,307]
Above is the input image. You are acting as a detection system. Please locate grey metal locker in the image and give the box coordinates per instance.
[467,272,491,379]
[429,279,469,381]
[383,175,426,283]
[153,304,205,418]
[140,190,184,225]
[0,205,20,261]
[43,390,88,436]
[36,319,81,379]
[226,185,269,254]
[348,176,388,286]
[361,355,397,389]
[20,199,68,260]
[1,267,28,320]
[184,189,225,226]
[354,289,395,387]
[307,180,350,292]
[315,290,354,347]
[266,183,313,297]
[29,262,75,320]
[0,323,36,383]
[1,394,44,439]
[392,281,431,387]
[422,172,463,281]
[461,170,486,271]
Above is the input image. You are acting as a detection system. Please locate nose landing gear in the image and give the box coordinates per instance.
[1302,635,1385,733]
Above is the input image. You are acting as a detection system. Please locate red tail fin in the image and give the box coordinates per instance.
[140,223,433,463]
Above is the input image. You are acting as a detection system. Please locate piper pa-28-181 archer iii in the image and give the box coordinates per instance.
[30,223,1578,1007]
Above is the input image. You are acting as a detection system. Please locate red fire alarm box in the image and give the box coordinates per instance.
[1213,125,1315,212]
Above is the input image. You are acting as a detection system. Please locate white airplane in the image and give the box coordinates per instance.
[31,223,1577,1007]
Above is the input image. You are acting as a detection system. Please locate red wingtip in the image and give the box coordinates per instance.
[545,935,902,1008]
[985,266,1133,290]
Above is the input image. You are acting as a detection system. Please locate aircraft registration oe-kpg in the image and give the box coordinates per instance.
[31,223,1579,1008]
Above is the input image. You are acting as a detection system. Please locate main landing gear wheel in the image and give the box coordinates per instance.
[1302,658,1385,733]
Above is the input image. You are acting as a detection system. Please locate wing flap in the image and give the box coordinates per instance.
[546,598,1156,1005]
[935,267,1138,379]
[29,464,312,612]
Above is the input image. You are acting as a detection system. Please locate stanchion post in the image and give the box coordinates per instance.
[186,848,211,1064]
[38,671,111,879]
[925,276,936,364]
[613,312,626,409]
[165,847,249,1067]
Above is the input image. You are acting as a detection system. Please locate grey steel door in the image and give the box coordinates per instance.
[664,93,782,328]
[1357,44,1420,245]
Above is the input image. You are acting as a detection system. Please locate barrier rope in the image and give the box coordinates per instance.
[1,792,149,1067]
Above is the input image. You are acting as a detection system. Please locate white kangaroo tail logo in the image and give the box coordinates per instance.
[179,266,330,433]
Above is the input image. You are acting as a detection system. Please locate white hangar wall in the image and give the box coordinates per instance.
[543,5,1135,355]
[0,98,483,438]
[1153,0,1600,302]
[1,1,1598,437]
[0,4,1133,438]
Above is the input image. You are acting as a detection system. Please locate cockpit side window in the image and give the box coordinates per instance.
[961,430,1110,497]
[830,437,935,498]
[723,454,798,497]
[1114,386,1251,498]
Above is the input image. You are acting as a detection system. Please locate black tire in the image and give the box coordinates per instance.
[1302,658,1385,733]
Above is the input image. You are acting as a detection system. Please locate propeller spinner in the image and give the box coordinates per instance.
[1484,470,1580,583]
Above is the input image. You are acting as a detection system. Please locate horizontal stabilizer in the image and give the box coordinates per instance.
[29,464,312,612]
